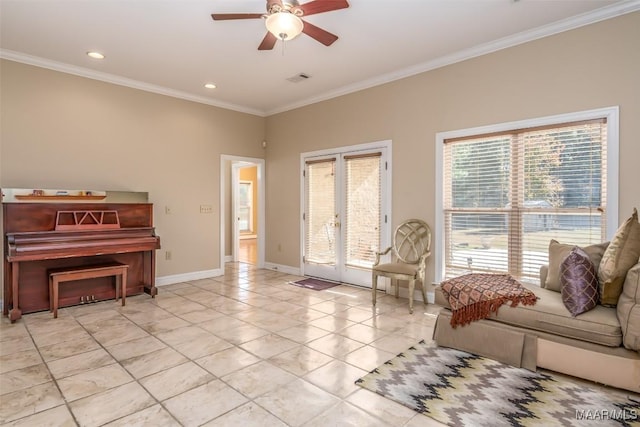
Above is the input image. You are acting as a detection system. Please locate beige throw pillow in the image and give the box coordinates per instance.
[599,208,640,306]
[545,239,609,292]
[617,263,640,351]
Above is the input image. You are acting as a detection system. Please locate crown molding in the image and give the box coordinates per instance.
[2,1,638,117]
[265,1,640,115]
[0,49,266,117]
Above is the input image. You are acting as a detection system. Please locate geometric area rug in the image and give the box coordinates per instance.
[355,341,640,427]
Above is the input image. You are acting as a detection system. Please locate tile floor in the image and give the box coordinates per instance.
[0,263,445,426]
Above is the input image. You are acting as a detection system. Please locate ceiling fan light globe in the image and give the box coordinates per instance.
[265,12,303,41]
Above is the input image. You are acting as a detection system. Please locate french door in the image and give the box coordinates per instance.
[302,145,390,287]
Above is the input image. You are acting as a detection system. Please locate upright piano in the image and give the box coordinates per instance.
[3,202,161,322]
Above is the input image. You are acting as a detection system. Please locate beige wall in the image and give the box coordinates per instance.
[265,12,640,284]
[0,60,265,278]
[1,13,638,289]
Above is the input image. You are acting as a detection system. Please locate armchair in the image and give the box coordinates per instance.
[372,219,432,313]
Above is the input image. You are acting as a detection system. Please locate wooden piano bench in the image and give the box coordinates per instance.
[48,262,129,318]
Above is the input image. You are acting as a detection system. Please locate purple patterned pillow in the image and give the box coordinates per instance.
[560,247,599,316]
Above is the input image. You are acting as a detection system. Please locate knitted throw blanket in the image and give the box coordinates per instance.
[440,273,538,328]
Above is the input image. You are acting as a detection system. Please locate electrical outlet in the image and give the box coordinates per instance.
[200,205,213,214]
[165,251,172,260]
[165,206,172,215]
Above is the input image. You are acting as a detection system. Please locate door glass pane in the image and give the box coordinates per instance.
[345,155,381,269]
[238,207,250,232]
[305,160,336,265]
[239,182,252,232]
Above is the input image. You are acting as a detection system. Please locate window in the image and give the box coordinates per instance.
[436,107,618,283]
[238,181,253,233]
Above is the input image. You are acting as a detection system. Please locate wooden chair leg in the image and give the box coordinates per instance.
[49,276,53,313]
[372,272,377,306]
[121,269,127,307]
[52,278,59,319]
[394,279,399,298]
[408,279,415,314]
[420,279,428,306]
[115,275,120,302]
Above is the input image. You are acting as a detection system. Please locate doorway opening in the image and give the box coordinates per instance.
[220,155,265,269]
[237,167,258,264]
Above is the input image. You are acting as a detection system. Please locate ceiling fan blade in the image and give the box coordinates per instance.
[211,13,264,21]
[302,20,338,46]
[298,0,349,16]
[258,32,278,50]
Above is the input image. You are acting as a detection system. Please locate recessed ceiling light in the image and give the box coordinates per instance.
[204,83,217,89]
[87,51,105,59]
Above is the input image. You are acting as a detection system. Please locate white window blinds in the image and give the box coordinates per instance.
[344,153,382,269]
[443,119,607,282]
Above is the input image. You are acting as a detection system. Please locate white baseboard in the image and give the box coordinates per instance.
[156,269,223,286]
[263,262,301,276]
[224,255,233,263]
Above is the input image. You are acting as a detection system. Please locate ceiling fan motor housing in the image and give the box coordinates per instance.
[268,0,304,16]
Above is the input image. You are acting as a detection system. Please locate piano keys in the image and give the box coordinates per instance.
[3,202,160,322]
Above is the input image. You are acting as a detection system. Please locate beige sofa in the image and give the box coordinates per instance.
[433,261,640,393]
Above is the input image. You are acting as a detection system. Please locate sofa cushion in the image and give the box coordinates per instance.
[599,208,640,306]
[617,263,640,351]
[560,247,599,316]
[435,285,622,347]
[545,240,608,292]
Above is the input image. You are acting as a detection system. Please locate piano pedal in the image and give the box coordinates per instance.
[80,296,85,304]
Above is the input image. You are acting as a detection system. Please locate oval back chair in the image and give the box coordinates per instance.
[372,219,432,313]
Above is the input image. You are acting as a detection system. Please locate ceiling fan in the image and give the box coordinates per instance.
[211,0,349,50]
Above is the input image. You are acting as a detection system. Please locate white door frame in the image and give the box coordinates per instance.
[300,140,392,286]
[220,155,265,268]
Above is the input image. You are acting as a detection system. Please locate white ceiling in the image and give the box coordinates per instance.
[1,0,638,116]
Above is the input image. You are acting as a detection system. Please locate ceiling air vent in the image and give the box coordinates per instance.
[286,73,311,83]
